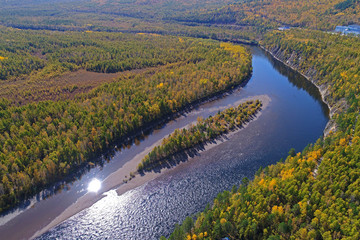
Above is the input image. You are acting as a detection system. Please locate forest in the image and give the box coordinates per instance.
[138,100,262,172]
[0,28,189,81]
[0,0,359,40]
[1,28,248,105]
[0,31,252,213]
[175,0,360,31]
[0,0,234,21]
[165,29,360,240]
[0,0,360,239]
[3,0,358,31]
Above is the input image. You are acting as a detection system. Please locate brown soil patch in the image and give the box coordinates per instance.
[0,68,148,105]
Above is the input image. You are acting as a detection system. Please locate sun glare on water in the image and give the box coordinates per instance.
[88,178,101,193]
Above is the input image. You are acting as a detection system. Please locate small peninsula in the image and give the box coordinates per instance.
[137,100,263,172]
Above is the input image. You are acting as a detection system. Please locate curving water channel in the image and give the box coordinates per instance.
[0,47,329,240]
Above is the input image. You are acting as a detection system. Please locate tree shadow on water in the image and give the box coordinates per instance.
[138,134,232,176]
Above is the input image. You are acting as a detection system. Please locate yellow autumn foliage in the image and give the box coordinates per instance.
[308,150,321,160]
[200,78,208,85]
[340,71,348,79]
[268,179,276,190]
[271,205,284,215]
[258,178,265,187]
[220,42,246,57]
[339,138,346,146]
[281,167,295,180]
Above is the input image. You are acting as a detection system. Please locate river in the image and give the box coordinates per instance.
[0,47,329,240]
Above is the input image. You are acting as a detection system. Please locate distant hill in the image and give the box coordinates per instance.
[172,0,360,30]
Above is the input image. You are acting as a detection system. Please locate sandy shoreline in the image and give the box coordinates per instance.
[31,94,270,239]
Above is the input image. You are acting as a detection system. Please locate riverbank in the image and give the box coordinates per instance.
[259,45,337,136]
[31,94,270,239]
